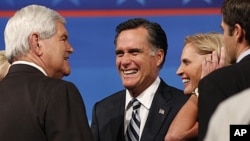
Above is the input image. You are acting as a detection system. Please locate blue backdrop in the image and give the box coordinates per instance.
[0,0,222,9]
[0,0,222,122]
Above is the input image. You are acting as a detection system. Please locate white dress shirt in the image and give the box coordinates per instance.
[124,76,160,140]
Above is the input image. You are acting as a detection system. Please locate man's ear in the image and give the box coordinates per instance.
[156,49,164,67]
[234,24,245,43]
[29,33,42,56]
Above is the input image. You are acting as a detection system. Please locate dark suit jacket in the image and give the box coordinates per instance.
[198,55,250,141]
[0,64,93,141]
[91,79,189,141]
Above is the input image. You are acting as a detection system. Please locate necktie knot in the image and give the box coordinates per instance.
[131,99,141,111]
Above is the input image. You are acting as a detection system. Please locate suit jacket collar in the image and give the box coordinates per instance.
[237,49,250,63]
[8,64,45,76]
[12,61,47,76]
[140,79,172,141]
[239,54,250,63]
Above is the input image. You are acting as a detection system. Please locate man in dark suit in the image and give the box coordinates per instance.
[198,0,250,140]
[91,18,189,141]
[0,5,93,141]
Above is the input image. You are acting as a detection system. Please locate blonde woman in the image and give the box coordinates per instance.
[165,32,230,141]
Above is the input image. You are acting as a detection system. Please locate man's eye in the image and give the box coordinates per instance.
[131,51,139,55]
[115,51,124,57]
[129,49,141,55]
[61,35,68,41]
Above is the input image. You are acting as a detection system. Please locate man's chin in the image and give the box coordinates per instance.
[54,71,70,79]
[63,67,71,76]
[123,83,135,90]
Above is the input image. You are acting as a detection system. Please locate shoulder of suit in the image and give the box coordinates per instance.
[95,89,126,104]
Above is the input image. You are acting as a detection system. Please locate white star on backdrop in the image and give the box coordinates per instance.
[51,0,81,6]
[3,0,214,7]
[117,0,146,5]
[183,0,212,5]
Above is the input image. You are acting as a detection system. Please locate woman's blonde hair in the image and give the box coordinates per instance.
[0,50,10,80]
[185,32,230,65]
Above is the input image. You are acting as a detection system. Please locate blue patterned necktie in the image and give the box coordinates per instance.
[125,99,141,141]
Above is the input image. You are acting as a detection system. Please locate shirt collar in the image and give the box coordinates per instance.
[237,49,250,63]
[12,61,48,76]
[125,77,161,110]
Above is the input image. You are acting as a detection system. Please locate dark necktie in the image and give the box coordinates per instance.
[125,99,141,141]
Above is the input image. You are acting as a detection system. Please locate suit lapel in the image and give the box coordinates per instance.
[140,81,172,141]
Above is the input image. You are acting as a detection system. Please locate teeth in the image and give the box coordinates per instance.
[182,79,190,83]
[123,70,137,75]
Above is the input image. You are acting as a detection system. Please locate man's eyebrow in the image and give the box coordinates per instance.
[115,49,122,53]
[128,48,143,52]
